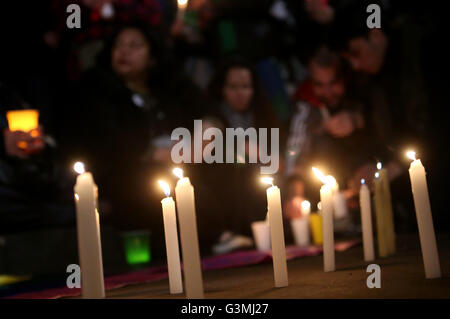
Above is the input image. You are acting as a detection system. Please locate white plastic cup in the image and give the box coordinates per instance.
[291,218,310,247]
[251,221,271,251]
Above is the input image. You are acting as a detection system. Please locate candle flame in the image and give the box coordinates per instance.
[158,180,171,197]
[177,0,188,9]
[301,200,311,213]
[325,175,337,186]
[312,167,328,184]
[73,162,85,175]
[173,167,183,179]
[406,150,416,161]
[261,176,274,186]
[74,193,79,201]
[361,178,365,185]
[317,202,322,210]
[375,172,380,179]
[377,162,382,170]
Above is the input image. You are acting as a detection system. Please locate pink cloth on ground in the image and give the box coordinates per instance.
[7,240,360,299]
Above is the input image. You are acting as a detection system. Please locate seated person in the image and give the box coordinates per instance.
[0,81,74,235]
[284,46,390,225]
[64,22,206,260]
[190,57,285,254]
[332,5,432,230]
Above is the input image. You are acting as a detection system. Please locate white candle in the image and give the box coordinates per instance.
[73,162,105,299]
[261,177,288,288]
[177,0,188,19]
[327,176,348,219]
[359,179,375,262]
[290,200,310,247]
[407,151,441,279]
[313,168,335,272]
[158,180,183,294]
[173,168,204,298]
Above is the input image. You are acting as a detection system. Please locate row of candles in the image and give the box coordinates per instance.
[4,109,442,298]
[73,150,441,299]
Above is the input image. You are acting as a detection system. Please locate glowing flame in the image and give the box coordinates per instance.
[74,162,85,175]
[177,0,188,9]
[377,162,382,170]
[312,167,328,184]
[317,202,322,210]
[261,177,274,186]
[375,172,380,179]
[361,178,365,185]
[173,168,183,179]
[74,193,79,201]
[407,151,416,161]
[301,200,311,213]
[158,180,171,197]
[325,175,337,186]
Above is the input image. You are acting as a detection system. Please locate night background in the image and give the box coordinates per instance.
[0,0,449,299]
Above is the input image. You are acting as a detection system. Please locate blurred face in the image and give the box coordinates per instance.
[310,62,345,108]
[342,30,387,74]
[111,28,152,79]
[223,67,254,112]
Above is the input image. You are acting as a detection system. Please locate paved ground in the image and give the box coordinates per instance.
[73,232,450,299]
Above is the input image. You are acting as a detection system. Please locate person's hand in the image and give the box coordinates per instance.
[26,126,45,155]
[304,0,335,25]
[324,111,357,138]
[3,126,45,159]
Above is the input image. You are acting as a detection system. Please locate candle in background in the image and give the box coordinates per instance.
[73,162,105,299]
[374,171,388,257]
[326,176,348,219]
[6,109,40,149]
[261,177,288,287]
[173,168,204,298]
[377,162,396,255]
[6,109,39,132]
[312,167,335,272]
[291,200,311,247]
[359,179,375,262]
[407,151,441,279]
[177,0,188,19]
[158,180,183,294]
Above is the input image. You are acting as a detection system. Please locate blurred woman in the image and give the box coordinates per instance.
[191,57,285,254]
[65,22,205,259]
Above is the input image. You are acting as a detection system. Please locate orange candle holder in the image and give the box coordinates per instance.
[6,109,40,149]
[6,109,39,132]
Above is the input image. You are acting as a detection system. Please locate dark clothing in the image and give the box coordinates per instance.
[61,66,205,258]
[189,100,284,250]
[0,82,75,234]
[285,98,387,186]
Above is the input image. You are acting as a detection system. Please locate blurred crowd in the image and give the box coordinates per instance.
[0,0,448,257]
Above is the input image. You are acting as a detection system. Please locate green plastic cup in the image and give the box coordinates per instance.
[121,230,151,266]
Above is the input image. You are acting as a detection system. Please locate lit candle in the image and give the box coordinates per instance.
[290,200,311,247]
[6,109,39,132]
[374,171,388,257]
[158,180,183,294]
[261,177,288,287]
[6,109,40,149]
[406,151,441,279]
[326,175,348,219]
[359,179,375,262]
[177,0,188,19]
[377,162,396,255]
[73,162,105,299]
[312,167,335,272]
[173,168,204,298]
